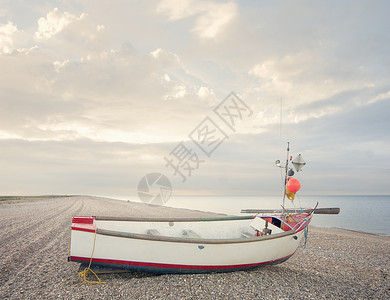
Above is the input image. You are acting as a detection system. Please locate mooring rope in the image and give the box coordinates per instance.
[69,229,106,284]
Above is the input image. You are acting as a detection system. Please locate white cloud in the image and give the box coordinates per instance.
[150,47,180,66]
[0,21,18,53]
[171,85,187,99]
[157,0,237,39]
[163,73,171,82]
[35,8,85,39]
[368,90,390,104]
[156,0,201,20]
[246,48,380,123]
[197,86,213,98]
[53,59,69,72]
[249,52,310,81]
[0,33,217,145]
[1,1,390,197]
[193,2,237,39]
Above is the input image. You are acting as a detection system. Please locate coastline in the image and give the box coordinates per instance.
[0,196,388,299]
[311,225,390,238]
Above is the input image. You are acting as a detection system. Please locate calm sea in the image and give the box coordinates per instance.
[162,195,390,236]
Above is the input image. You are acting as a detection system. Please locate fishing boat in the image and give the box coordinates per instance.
[68,143,337,274]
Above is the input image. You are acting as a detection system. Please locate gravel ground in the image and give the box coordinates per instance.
[0,195,389,299]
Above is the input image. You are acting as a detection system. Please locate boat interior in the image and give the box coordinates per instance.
[93,216,288,240]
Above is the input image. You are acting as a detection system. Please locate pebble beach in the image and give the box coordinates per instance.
[0,195,389,299]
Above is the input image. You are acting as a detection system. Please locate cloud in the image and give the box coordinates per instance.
[368,90,390,104]
[193,2,237,39]
[197,86,214,98]
[157,0,237,39]
[150,47,181,67]
[0,138,172,196]
[0,21,217,145]
[0,21,18,53]
[1,1,390,197]
[35,8,85,39]
[248,49,355,107]
[156,0,201,20]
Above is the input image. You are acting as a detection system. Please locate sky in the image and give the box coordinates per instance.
[1,0,389,200]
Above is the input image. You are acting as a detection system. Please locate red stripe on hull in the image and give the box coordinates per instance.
[71,225,96,233]
[69,254,294,271]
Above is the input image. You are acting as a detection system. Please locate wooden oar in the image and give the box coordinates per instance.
[240,207,340,215]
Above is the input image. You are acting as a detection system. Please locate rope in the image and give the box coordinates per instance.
[69,229,106,284]
[300,218,310,249]
[281,204,299,224]
[303,220,309,248]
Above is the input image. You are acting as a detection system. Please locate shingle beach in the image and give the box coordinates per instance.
[0,196,389,299]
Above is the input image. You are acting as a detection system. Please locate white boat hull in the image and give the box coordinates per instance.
[69,215,311,273]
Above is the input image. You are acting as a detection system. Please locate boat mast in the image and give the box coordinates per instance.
[282,142,290,208]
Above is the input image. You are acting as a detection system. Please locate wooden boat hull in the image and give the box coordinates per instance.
[69,215,311,274]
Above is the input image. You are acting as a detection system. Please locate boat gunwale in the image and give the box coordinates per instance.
[96,227,297,244]
[95,215,256,222]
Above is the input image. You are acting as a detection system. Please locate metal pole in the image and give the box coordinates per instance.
[282,142,290,208]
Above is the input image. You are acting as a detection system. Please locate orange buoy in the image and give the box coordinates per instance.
[287,178,301,193]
